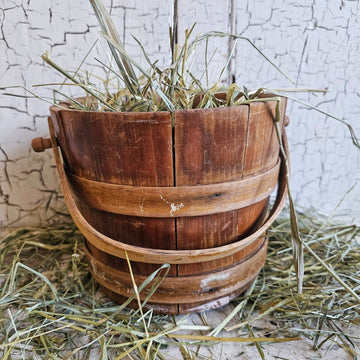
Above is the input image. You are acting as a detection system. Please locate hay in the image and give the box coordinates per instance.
[0,209,359,359]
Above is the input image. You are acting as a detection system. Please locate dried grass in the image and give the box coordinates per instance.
[0,209,359,359]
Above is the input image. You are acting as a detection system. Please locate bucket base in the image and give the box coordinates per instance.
[99,279,255,314]
[85,238,268,314]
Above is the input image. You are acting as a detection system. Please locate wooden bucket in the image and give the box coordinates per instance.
[32,97,288,314]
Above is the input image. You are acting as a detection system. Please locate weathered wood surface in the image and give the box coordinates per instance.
[174,104,276,276]
[84,237,268,312]
[51,107,177,276]
[49,98,288,313]
[64,160,280,217]
[243,100,286,176]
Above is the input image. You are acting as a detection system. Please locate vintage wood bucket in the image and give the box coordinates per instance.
[32,97,288,314]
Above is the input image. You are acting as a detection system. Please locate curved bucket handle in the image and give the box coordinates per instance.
[46,116,289,265]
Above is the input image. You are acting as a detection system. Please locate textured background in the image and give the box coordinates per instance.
[0,0,359,227]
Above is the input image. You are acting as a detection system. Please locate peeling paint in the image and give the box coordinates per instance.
[160,194,184,216]
[169,202,184,217]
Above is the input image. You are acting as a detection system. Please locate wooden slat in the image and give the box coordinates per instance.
[176,211,239,275]
[243,98,287,176]
[174,106,249,185]
[51,108,174,185]
[174,106,250,275]
[50,108,177,276]
[236,198,269,237]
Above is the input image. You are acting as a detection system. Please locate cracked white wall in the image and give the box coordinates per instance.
[0,0,359,227]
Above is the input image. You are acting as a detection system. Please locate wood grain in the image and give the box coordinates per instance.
[48,110,288,268]
[243,98,287,176]
[175,105,250,275]
[48,97,288,313]
[65,160,280,217]
[84,237,268,304]
[50,107,177,276]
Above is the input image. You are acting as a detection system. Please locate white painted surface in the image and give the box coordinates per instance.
[0,0,359,226]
